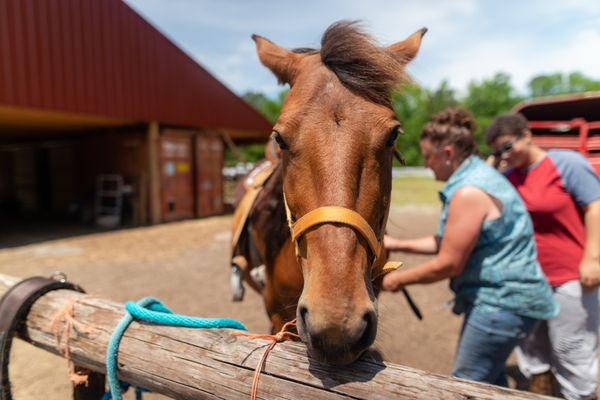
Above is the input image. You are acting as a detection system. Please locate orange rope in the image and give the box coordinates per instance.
[232,319,300,400]
[51,298,94,386]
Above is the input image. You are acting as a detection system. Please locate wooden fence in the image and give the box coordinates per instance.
[0,273,551,399]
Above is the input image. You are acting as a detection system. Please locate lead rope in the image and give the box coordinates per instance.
[232,319,300,400]
[105,297,247,400]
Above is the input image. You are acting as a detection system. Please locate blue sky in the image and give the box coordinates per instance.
[124,0,600,97]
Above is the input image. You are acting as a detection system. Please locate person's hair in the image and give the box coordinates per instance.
[485,113,528,145]
[420,107,477,160]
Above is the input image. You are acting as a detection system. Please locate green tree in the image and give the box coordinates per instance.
[462,73,523,152]
[242,89,288,124]
[567,72,600,93]
[392,80,458,166]
[528,73,563,97]
[528,72,600,97]
[225,89,288,166]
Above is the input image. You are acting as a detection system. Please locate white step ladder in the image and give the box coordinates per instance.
[95,174,123,227]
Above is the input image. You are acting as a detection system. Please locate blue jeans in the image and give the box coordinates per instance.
[453,309,538,386]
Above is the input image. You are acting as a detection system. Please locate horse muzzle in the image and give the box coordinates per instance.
[296,299,378,365]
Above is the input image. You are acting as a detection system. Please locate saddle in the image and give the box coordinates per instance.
[230,139,281,300]
[230,159,278,258]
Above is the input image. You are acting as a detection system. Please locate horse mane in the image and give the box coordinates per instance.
[294,21,409,107]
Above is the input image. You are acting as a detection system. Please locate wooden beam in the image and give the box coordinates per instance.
[0,105,133,131]
[220,130,246,163]
[0,273,551,400]
[147,122,161,224]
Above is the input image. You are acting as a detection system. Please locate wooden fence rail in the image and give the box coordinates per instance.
[0,273,550,399]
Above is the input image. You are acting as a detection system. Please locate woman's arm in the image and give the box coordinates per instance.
[580,198,600,290]
[383,235,439,254]
[382,187,490,292]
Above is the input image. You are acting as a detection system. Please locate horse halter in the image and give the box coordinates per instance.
[282,193,403,281]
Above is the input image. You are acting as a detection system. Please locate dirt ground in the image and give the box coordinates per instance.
[0,207,591,399]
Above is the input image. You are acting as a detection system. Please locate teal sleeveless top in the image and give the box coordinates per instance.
[437,155,558,319]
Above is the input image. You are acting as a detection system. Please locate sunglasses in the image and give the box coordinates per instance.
[492,140,516,158]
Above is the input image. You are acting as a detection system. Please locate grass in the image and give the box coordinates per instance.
[391,176,444,207]
[225,175,442,209]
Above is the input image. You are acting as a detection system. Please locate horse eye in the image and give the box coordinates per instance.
[271,131,288,150]
[385,126,402,147]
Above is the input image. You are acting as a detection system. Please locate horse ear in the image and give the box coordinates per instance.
[387,27,427,65]
[252,34,301,85]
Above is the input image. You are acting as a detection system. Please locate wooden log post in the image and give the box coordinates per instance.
[147,121,161,225]
[0,274,550,400]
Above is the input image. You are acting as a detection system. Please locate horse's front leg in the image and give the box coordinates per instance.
[263,279,299,334]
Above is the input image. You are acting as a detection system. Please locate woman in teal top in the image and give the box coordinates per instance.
[383,108,558,386]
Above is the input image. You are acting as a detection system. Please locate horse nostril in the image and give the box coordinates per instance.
[298,305,308,326]
[363,311,373,333]
[356,310,377,350]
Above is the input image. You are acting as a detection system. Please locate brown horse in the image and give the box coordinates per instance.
[239,21,425,365]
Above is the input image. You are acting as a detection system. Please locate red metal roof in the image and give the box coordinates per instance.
[0,0,271,139]
[513,92,600,122]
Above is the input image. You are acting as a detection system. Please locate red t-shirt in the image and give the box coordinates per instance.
[506,150,600,286]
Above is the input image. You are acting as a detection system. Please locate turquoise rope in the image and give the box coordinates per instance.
[106,297,247,400]
[101,381,147,400]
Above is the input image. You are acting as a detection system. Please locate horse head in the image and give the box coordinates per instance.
[253,21,425,365]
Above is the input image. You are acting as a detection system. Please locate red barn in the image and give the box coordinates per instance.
[0,0,271,226]
[513,92,600,175]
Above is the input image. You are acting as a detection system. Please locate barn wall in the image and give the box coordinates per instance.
[159,129,194,222]
[1,125,227,225]
[0,128,148,223]
[195,131,224,217]
[12,147,36,212]
[0,149,13,209]
[158,128,225,222]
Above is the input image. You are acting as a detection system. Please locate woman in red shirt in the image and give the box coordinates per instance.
[486,113,600,399]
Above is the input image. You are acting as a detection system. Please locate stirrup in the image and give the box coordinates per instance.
[250,265,266,292]
[230,264,245,302]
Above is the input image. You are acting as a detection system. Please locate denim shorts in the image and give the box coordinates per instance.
[453,309,538,386]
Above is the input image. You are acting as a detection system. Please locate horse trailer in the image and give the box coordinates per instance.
[514,92,600,174]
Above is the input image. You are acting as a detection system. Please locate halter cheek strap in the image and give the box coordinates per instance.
[283,194,402,281]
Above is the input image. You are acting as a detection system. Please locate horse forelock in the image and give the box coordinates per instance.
[319,20,409,107]
[288,22,409,107]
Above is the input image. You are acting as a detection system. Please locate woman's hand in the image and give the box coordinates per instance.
[383,235,398,251]
[382,270,405,292]
[580,256,600,291]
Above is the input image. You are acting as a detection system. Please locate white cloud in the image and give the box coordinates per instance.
[124,0,600,97]
[543,28,600,78]
[418,26,600,94]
